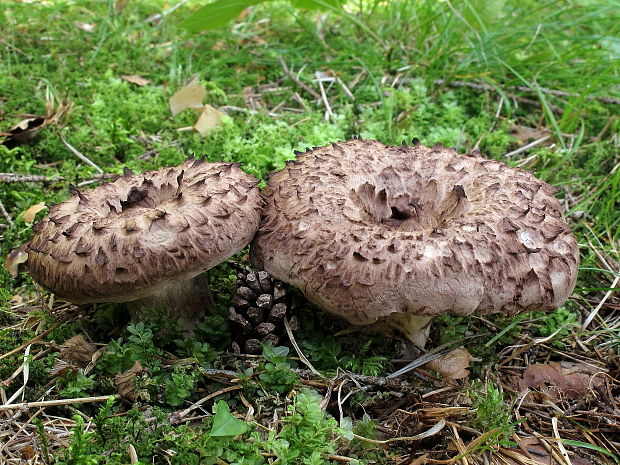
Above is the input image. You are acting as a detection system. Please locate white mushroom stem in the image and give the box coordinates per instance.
[384,314,434,349]
[127,273,214,332]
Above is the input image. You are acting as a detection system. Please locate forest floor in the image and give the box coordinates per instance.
[0,0,619,464]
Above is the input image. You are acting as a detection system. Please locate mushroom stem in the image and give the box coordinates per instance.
[127,273,214,332]
[385,314,434,349]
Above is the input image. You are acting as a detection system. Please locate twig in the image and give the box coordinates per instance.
[59,135,103,174]
[0,322,63,361]
[581,274,620,331]
[284,318,322,377]
[504,135,552,158]
[317,80,334,121]
[0,394,119,411]
[278,58,320,100]
[145,0,192,24]
[168,385,243,425]
[434,79,620,105]
[0,199,14,227]
[0,173,62,183]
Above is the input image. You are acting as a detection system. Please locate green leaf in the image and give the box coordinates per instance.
[210,400,249,437]
[181,0,267,32]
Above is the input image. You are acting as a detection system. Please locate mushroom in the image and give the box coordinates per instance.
[26,159,262,330]
[250,139,579,347]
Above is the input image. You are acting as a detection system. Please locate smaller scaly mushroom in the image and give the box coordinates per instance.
[251,139,579,348]
[25,159,262,330]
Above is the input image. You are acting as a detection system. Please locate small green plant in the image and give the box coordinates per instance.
[468,380,516,445]
[259,345,299,394]
[56,416,98,465]
[59,370,96,398]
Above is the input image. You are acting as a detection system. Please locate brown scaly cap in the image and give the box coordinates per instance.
[27,159,262,304]
[251,139,579,326]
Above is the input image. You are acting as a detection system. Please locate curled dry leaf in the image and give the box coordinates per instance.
[513,361,606,399]
[425,348,473,380]
[0,98,72,149]
[22,202,47,223]
[169,79,207,116]
[121,75,150,86]
[194,104,224,136]
[115,361,144,402]
[510,125,551,145]
[500,437,592,465]
[60,334,97,368]
[4,244,29,278]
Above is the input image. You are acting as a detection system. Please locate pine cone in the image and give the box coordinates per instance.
[228,264,300,354]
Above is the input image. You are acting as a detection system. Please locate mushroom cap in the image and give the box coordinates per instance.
[27,159,262,304]
[250,139,579,325]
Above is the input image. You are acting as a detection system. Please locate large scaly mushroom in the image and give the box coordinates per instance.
[26,159,262,330]
[251,139,579,347]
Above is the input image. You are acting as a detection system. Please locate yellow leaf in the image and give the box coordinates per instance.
[23,202,47,223]
[194,105,224,137]
[169,80,206,116]
[121,75,150,86]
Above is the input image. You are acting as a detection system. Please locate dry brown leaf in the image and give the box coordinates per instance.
[514,361,605,399]
[60,334,97,368]
[169,80,206,116]
[194,104,224,137]
[500,437,592,465]
[115,361,144,402]
[510,125,551,145]
[121,75,150,86]
[426,348,473,380]
[49,359,77,378]
[4,244,29,278]
[1,98,72,149]
[22,202,47,223]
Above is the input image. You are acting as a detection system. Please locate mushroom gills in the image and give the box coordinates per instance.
[127,273,214,333]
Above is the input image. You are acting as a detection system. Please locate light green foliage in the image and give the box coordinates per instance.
[59,370,96,398]
[258,345,299,394]
[468,380,516,444]
[56,416,99,465]
[211,400,249,436]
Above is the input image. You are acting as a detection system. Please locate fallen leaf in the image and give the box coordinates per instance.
[22,202,46,223]
[510,125,551,145]
[426,348,473,380]
[169,79,206,116]
[1,98,72,149]
[60,334,97,368]
[115,0,130,14]
[513,361,605,399]
[115,361,144,402]
[4,244,29,278]
[314,70,337,82]
[194,104,224,136]
[74,21,96,32]
[499,437,592,465]
[49,359,77,378]
[121,75,150,86]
